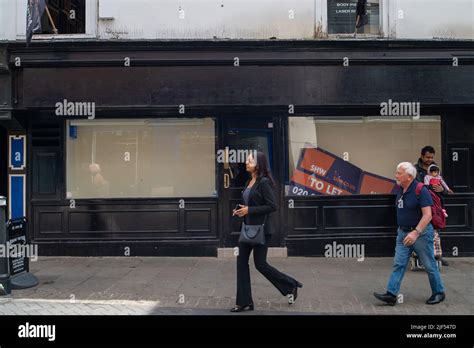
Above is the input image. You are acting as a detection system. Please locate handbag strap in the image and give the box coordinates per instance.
[242,214,268,226]
[242,214,268,227]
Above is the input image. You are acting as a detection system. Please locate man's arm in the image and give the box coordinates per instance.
[416,206,432,233]
[440,177,453,193]
[432,184,446,194]
[403,206,432,246]
[403,186,433,246]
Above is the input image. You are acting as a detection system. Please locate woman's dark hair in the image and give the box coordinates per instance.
[253,151,275,187]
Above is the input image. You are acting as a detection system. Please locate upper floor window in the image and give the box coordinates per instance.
[21,0,96,41]
[40,0,86,34]
[327,0,381,36]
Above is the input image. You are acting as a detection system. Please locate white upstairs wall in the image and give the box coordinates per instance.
[97,0,315,40]
[0,0,473,41]
[0,0,17,41]
[392,0,474,40]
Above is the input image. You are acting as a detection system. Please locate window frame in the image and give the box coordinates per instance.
[322,0,388,39]
[285,115,444,198]
[64,117,219,200]
[16,0,97,41]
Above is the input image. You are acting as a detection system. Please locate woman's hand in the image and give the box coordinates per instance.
[234,205,249,217]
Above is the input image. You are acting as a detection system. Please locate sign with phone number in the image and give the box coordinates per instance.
[290,145,398,196]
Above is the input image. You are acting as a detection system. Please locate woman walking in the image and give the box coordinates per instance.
[231,151,303,312]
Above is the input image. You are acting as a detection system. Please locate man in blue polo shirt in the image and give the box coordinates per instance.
[374,162,446,305]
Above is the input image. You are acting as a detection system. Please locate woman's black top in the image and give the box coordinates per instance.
[241,176,277,235]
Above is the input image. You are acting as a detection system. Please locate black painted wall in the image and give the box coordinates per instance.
[4,41,474,256]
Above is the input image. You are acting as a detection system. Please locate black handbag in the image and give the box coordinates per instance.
[238,215,267,246]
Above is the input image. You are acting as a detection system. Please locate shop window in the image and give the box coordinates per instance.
[66,118,216,199]
[327,0,380,35]
[287,116,442,196]
[40,0,86,34]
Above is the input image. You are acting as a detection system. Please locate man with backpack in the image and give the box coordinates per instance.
[414,146,450,266]
[374,162,446,305]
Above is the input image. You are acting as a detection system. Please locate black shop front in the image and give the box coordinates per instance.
[1,40,474,257]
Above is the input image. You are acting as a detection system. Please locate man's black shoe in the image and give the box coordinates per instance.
[426,292,445,305]
[373,292,397,306]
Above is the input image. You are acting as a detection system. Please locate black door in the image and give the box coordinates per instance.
[220,117,279,247]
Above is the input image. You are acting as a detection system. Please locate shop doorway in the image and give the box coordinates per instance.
[220,117,280,247]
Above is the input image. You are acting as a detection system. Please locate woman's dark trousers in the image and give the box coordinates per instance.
[236,235,298,306]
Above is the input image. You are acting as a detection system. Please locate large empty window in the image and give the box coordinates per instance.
[66,118,216,199]
[288,116,442,196]
[328,0,380,35]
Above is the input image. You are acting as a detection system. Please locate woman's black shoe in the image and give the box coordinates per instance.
[230,303,254,312]
[288,282,302,305]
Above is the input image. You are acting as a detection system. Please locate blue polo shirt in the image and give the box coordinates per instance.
[396,180,433,227]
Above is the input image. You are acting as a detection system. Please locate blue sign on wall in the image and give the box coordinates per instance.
[9,175,25,220]
[69,125,78,139]
[10,135,26,170]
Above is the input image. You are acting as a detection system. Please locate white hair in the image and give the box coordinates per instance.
[397,162,417,178]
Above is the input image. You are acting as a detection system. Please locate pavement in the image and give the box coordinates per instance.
[0,256,472,315]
